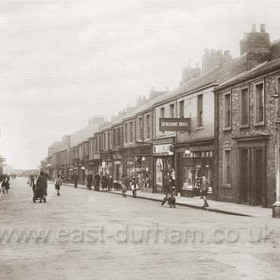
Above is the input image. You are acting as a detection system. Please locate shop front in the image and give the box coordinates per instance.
[153,142,175,193]
[175,140,214,197]
[122,145,153,192]
[100,152,113,176]
[111,151,123,188]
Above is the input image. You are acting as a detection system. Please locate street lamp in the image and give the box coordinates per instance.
[273,88,280,218]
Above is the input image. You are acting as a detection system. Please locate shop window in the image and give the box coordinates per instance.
[240,87,249,127]
[193,151,202,158]
[254,82,264,125]
[224,92,231,129]
[223,149,231,186]
[197,94,203,128]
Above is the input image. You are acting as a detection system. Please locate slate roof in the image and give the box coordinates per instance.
[153,54,248,106]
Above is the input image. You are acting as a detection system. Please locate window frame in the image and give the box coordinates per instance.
[223,148,232,188]
[179,100,184,118]
[130,121,133,143]
[124,123,128,144]
[146,114,150,139]
[170,103,175,118]
[223,91,232,130]
[239,86,250,128]
[197,94,203,129]
[254,80,265,126]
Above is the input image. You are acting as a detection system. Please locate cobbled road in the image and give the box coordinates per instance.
[0,178,280,280]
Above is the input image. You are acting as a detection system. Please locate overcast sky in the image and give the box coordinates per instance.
[0,0,280,170]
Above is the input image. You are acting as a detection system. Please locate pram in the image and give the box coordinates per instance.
[33,187,46,203]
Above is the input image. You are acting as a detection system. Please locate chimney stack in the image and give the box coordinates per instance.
[239,24,270,69]
[260,23,266,32]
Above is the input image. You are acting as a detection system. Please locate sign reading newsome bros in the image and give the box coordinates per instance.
[159,118,190,131]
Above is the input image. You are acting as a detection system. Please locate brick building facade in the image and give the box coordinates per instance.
[215,26,280,206]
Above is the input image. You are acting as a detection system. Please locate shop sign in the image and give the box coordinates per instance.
[93,154,100,160]
[159,118,190,131]
[153,144,173,155]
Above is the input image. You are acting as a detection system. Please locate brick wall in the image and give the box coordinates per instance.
[216,72,280,206]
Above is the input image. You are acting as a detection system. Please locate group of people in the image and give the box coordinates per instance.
[120,175,139,198]
[1,175,10,194]
[28,172,48,203]
[30,169,210,209]
[86,173,112,192]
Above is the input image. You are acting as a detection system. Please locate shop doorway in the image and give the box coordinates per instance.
[154,156,174,193]
[239,147,266,206]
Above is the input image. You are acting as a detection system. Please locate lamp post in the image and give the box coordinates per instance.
[273,88,280,218]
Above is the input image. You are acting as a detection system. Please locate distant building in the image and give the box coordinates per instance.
[201,49,232,74]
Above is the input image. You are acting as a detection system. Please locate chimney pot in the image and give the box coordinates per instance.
[252,24,256,32]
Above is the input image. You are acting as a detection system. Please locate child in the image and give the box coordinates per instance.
[130,178,138,197]
[55,175,63,196]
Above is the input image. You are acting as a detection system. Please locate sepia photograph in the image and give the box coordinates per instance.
[0,0,280,279]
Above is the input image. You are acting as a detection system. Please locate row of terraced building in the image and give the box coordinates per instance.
[41,24,280,208]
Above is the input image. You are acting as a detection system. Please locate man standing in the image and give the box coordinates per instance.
[86,174,93,190]
[201,175,210,208]
[73,173,78,189]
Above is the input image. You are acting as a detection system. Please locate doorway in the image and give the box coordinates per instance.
[239,147,266,206]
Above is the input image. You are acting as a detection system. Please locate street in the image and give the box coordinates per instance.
[0,178,280,280]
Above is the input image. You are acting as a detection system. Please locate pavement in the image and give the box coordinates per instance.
[65,182,272,218]
[1,178,280,280]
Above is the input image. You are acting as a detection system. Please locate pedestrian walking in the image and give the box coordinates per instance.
[130,177,138,197]
[94,173,101,191]
[121,174,129,197]
[73,174,78,189]
[36,171,48,203]
[101,174,109,191]
[55,175,63,196]
[163,172,173,195]
[201,175,210,208]
[86,174,93,190]
[29,175,36,193]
